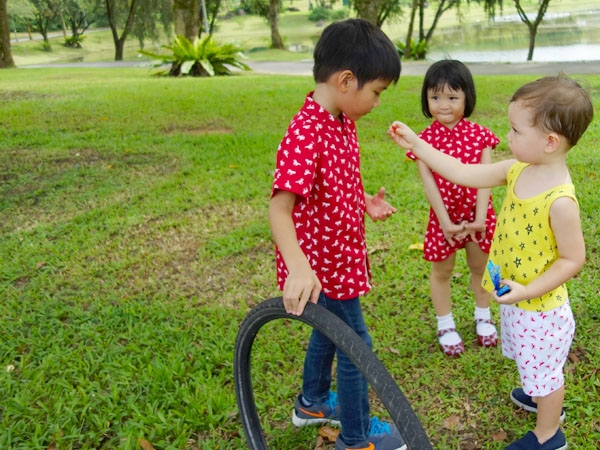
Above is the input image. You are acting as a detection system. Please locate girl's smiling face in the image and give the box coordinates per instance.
[427,84,466,129]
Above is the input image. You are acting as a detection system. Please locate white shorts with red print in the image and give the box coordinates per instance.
[500,301,575,398]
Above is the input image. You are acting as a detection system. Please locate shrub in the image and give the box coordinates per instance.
[140,35,251,77]
[308,6,331,22]
[397,38,428,60]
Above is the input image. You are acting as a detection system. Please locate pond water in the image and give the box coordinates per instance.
[428,8,600,62]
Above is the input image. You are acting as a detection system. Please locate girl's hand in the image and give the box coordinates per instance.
[464,220,486,242]
[366,187,396,222]
[441,222,466,246]
[387,121,419,149]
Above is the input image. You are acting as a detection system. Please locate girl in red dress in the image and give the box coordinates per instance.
[406,60,500,356]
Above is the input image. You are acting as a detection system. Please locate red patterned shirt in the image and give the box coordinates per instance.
[272,93,370,300]
[407,118,499,261]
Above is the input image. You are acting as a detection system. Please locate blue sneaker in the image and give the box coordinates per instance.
[292,391,340,427]
[334,417,407,450]
[505,429,567,450]
[510,388,565,422]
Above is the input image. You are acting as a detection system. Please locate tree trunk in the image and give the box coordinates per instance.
[354,0,383,25]
[526,25,536,61]
[105,0,140,61]
[404,0,419,58]
[0,0,15,68]
[173,0,199,41]
[268,0,284,49]
[514,0,550,62]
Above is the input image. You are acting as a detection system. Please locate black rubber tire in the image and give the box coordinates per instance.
[234,297,433,450]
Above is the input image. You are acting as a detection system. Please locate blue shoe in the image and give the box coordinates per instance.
[505,429,567,450]
[292,391,340,427]
[510,388,565,422]
[335,417,407,450]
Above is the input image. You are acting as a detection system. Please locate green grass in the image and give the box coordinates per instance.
[1,68,599,449]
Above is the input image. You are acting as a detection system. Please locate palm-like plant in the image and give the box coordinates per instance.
[141,35,251,77]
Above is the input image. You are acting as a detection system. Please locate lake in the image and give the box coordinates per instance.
[427,7,600,62]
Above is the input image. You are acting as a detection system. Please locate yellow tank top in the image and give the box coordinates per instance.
[482,162,578,312]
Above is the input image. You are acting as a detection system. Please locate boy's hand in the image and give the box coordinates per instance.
[282,266,321,316]
[366,187,396,221]
[387,121,419,149]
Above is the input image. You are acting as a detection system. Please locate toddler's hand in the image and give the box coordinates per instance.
[388,121,418,149]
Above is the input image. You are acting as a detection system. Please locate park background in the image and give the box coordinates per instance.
[1,0,600,449]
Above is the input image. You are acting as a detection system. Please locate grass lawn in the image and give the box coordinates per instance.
[1,67,599,449]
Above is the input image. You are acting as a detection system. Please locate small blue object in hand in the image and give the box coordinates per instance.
[487,260,511,296]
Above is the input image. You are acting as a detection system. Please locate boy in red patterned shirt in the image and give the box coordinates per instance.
[269,18,405,450]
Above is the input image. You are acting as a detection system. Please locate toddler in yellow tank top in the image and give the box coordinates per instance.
[389,74,594,450]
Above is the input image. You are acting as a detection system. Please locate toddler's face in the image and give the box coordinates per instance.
[507,101,547,163]
[427,84,465,129]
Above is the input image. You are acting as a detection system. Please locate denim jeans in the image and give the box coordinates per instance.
[301,293,372,445]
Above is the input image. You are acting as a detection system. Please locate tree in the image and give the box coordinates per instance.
[267,0,283,49]
[479,0,552,61]
[400,0,465,60]
[62,0,104,47]
[132,0,173,50]
[173,0,200,42]
[352,0,402,28]
[0,0,15,67]
[243,0,283,49]
[105,0,140,60]
[513,0,551,61]
[30,0,62,47]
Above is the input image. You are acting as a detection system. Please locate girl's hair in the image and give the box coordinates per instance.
[421,59,476,118]
[510,74,594,146]
[313,18,401,88]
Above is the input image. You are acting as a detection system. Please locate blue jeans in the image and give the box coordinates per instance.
[301,293,372,445]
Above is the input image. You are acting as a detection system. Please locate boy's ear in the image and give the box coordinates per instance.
[336,70,356,92]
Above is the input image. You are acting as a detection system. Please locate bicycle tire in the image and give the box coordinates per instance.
[234,296,433,449]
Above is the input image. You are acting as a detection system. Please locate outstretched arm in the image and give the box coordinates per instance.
[269,190,321,316]
[388,122,513,189]
[465,146,493,241]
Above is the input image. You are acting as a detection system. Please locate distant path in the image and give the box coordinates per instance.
[246,60,600,76]
[21,59,600,76]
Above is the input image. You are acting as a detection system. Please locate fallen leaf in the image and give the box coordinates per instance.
[408,242,424,250]
[443,414,461,429]
[138,438,155,450]
[318,425,340,443]
[313,435,325,450]
[492,429,508,441]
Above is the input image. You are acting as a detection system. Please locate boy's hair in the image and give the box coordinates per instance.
[510,74,594,147]
[313,18,401,88]
[421,59,476,118]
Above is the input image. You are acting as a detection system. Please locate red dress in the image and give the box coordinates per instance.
[407,118,499,262]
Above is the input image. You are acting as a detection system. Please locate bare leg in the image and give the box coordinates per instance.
[465,242,490,308]
[533,387,564,443]
[430,254,456,317]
